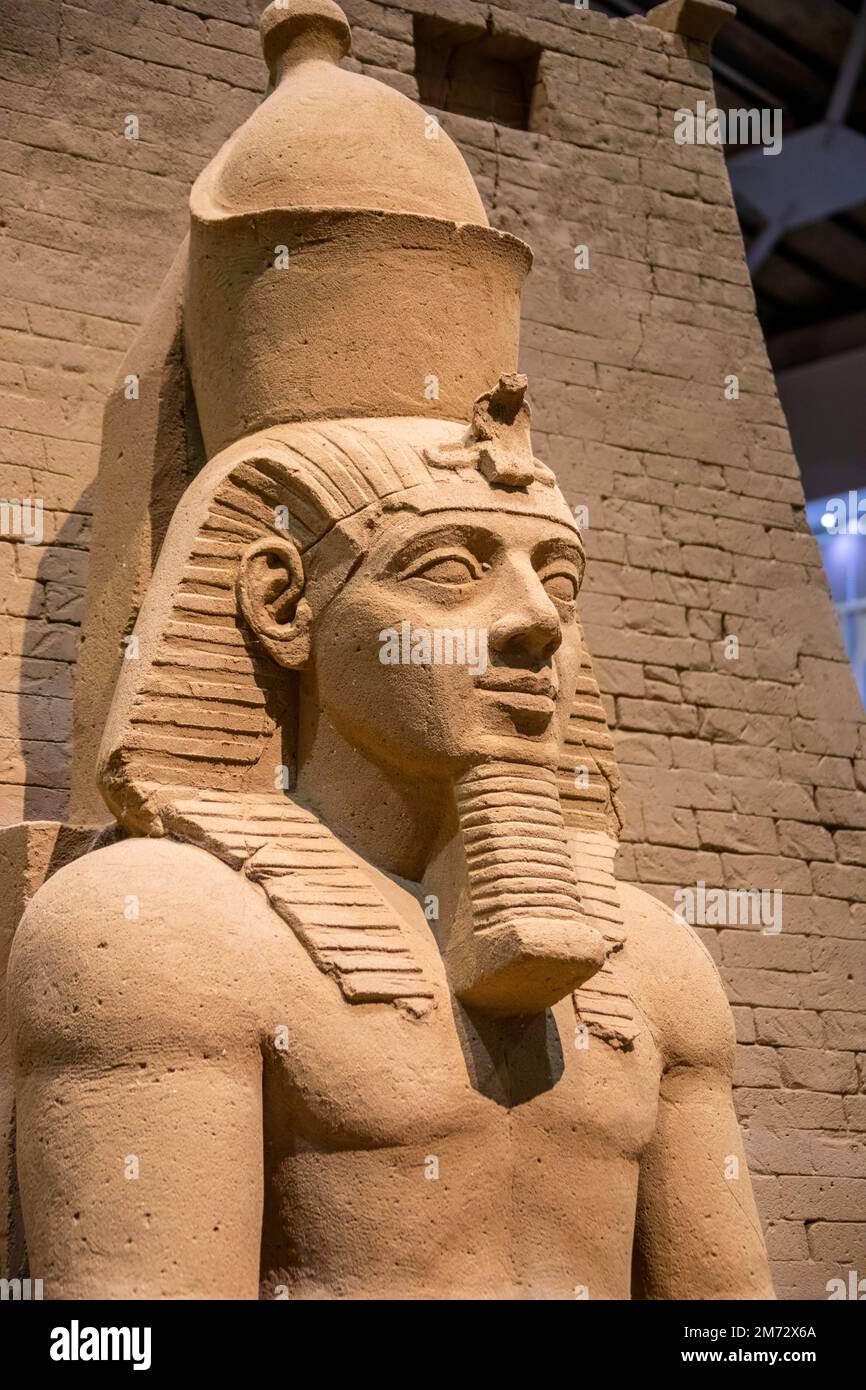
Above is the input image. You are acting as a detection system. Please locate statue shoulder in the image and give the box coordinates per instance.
[616,881,736,1078]
[9,837,277,1068]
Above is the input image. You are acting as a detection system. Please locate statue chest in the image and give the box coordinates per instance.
[259,980,662,1298]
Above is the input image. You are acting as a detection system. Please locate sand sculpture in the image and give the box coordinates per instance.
[7,1,774,1299]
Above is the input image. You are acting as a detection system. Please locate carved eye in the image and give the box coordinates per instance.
[541,569,579,603]
[404,551,483,585]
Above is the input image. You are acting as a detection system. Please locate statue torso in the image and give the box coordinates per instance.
[11,832,666,1301]
[251,852,663,1300]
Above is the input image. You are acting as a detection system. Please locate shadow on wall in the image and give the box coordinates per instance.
[11,490,93,824]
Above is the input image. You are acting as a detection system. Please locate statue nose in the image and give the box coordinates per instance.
[489,580,562,665]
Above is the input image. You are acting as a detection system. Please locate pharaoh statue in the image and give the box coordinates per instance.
[7,2,773,1300]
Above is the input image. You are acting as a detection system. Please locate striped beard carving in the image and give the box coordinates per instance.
[444,759,607,1014]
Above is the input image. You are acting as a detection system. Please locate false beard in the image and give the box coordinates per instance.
[441,759,607,1014]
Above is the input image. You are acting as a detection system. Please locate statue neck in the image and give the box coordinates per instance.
[293,695,453,883]
[287,682,607,1013]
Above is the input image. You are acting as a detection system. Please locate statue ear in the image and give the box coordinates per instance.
[237,536,312,669]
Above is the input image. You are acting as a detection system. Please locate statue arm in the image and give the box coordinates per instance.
[620,884,775,1300]
[631,1059,775,1299]
[9,839,265,1299]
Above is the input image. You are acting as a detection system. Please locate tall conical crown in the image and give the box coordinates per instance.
[184,0,532,458]
[200,0,487,223]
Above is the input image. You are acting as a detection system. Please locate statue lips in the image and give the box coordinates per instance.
[475,669,559,730]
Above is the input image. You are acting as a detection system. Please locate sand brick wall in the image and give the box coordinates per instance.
[1,0,864,1298]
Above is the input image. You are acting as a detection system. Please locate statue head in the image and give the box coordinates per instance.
[95,1,625,1017]
[237,377,584,779]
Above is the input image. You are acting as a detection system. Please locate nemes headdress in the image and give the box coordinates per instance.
[98,1,627,1019]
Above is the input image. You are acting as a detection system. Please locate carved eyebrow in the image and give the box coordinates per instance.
[531,535,586,573]
[381,524,498,573]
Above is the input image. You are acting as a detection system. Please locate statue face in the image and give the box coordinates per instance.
[308,505,585,779]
